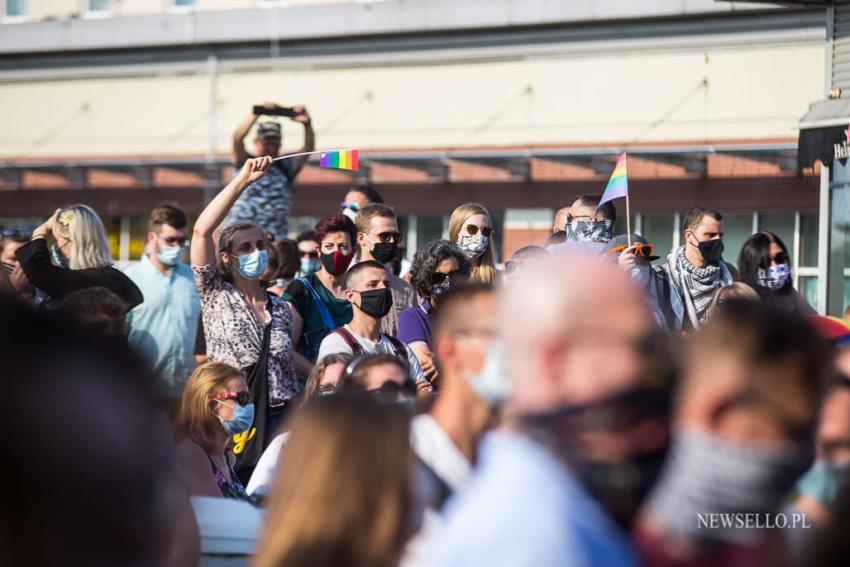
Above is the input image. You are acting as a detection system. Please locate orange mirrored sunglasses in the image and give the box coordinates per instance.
[608,243,655,258]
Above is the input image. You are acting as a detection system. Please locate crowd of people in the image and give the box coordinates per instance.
[2,105,850,567]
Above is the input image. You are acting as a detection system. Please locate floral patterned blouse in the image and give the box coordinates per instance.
[192,263,297,405]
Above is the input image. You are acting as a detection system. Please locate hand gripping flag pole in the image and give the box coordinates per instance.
[273,149,359,172]
[597,153,630,245]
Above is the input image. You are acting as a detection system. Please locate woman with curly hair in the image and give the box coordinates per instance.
[397,239,470,382]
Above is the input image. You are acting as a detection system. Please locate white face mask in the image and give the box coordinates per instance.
[756,263,790,290]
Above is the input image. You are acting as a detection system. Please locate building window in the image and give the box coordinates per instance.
[4,0,26,19]
[173,0,195,7]
[86,0,111,15]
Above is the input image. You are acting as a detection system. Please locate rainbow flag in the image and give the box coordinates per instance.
[598,153,628,208]
[320,149,359,172]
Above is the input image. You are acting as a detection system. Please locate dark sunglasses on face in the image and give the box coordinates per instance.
[771,252,790,265]
[372,231,402,244]
[432,270,462,285]
[565,214,595,225]
[211,391,253,406]
[301,251,319,259]
[2,228,31,238]
[464,224,493,238]
[340,202,360,212]
[160,235,188,247]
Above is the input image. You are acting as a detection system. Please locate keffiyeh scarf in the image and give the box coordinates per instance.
[667,246,732,329]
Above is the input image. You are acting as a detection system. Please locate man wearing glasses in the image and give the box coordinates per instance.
[354,204,418,337]
[125,203,201,413]
[607,234,674,331]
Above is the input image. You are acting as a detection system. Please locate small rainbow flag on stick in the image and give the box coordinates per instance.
[273,148,360,172]
[320,149,359,172]
[598,152,632,244]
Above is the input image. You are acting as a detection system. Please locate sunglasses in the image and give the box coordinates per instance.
[770,252,790,265]
[340,202,361,212]
[432,270,462,286]
[159,235,188,247]
[371,231,402,244]
[301,251,319,259]
[565,214,595,225]
[464,224,493,238]
[2,228,31,238]
[211,391,253,406]
[608,243,655,258]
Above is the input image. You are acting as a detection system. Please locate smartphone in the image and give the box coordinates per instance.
[253,105,297,118]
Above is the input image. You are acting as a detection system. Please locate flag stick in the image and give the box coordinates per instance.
[272,148,355,162]
[626,192,632,247]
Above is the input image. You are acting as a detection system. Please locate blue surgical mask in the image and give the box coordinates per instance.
[156,244,182,267]
[215,401,255,436]
[50,243,68,268]
[796,459,850,505]
[235,250,268,281]
[300,256,320,276]
[465,341,512,405]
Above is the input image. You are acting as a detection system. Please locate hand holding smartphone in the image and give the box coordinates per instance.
[253,105,296,118]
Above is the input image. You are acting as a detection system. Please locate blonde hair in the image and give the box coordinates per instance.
[54,204,112,270]
[178,362,245,453]
[254,396,416,567]
[448,202,497,284]
[707,282,760,319]
[304,353,353,398]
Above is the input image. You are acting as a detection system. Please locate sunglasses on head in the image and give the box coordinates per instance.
[464,224,493,238]
[432,270,462,285]
[608,243,655,258]
[211,391,253,406]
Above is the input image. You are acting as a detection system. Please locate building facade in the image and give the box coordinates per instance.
[0,0,839,310]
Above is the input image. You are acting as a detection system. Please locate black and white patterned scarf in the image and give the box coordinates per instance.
[667,246,732,329]
[564,220,614,243]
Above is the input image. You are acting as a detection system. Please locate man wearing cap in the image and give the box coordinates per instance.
[226,102,315,239]
[608,234,674,331]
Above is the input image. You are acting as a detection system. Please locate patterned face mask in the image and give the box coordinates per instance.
[564,220,614,243]
[756,263,790,290]
[459,233,490,260]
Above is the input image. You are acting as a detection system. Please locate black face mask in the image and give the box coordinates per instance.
[356,288,394,319]
[370,242,398,264]
[695,238,724,265]
[521,383,672,529]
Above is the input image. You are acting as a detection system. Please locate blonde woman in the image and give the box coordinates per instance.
[706,282,760,319]
[254,395,419,567]
[176,361,256,502]
[448,203,497,284]
[15,205,143,309]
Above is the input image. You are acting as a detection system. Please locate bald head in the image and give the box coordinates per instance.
[501,254,652,414]
[553,207,570,234]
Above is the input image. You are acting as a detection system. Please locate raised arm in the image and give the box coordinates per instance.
[233,102,282,165]
[191,156,272,267]
[291,105,315,173]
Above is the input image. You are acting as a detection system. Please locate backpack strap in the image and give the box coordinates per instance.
[296,276,336,331]
[383,334,410,366]
[332,326,363,357]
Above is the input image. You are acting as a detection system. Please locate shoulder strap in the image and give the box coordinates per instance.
[383,334,409,363]
[296,276,336,330]
[332,326,363,357]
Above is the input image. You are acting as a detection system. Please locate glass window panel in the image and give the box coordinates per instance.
[173,0,195,6]
[416,216,443,251]
[88,0,110,12]
[758,213,795,264]
[799,213,819,268]
[639,213,674,266]
[799,276,819,313]
[5,0,25,17]
[718,212,753,270]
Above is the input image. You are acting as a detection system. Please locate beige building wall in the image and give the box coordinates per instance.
[0,42,824,159]
[16,0,383,21]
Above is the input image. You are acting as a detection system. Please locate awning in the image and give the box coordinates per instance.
[796,98,850,170]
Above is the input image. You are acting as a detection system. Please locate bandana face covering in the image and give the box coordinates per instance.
[564,220,614,243]
[459,233,489,260]
[757,263,790,291]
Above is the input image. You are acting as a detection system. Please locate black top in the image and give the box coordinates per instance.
[16,238,144,310]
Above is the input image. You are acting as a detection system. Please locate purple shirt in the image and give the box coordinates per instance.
[397,299,433,348]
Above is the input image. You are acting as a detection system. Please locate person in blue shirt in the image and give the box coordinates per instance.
[126,203,201,411]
